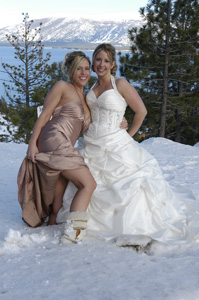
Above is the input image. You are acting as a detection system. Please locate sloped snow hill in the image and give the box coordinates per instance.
[0,138,199,300]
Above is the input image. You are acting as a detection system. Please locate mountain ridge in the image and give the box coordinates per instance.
[0,17,143,50]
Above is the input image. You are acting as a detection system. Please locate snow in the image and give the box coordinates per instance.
[0,18,141,47]
[0,115,17,140]
[0,115,10,136]
[0,137,199,300]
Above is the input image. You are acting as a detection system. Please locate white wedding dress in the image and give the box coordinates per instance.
[57,75,199,247]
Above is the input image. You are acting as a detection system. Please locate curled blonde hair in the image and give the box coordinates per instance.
[62,51,91,80]
[92,43,117,75]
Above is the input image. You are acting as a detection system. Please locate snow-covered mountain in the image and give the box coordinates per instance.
[0,17,143,49]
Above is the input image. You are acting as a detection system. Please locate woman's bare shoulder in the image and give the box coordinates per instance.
[49,81,72,94]
[115,77,132,91]
[54,80,71,88]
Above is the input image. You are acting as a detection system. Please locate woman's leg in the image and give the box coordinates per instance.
[60,167,96,243]
[61,167,96,212]
[48,175,68,225]
[48,167,96,226]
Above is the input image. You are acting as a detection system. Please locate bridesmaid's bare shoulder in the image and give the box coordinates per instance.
[53,80,71,89]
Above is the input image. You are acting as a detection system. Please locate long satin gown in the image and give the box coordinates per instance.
[57,76,199,247]
[17,101,90,227]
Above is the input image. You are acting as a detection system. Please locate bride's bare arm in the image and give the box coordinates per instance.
[116,78,147,137]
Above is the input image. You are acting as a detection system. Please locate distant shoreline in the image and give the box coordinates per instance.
[0,43,131,51]
[0,46,129,98]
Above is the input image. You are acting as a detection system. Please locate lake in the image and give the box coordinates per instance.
[0,46,124,98]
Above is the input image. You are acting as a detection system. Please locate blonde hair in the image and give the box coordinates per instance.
[62,51,91,79]
[92,43,117,75]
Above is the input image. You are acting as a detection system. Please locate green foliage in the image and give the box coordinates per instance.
[0,97,11,142]
[1,13,51,143]
[0,96,36,143]
[119,0,199,145]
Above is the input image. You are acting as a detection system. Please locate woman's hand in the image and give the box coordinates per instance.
[27,143,39,163]
[120,117,128,130]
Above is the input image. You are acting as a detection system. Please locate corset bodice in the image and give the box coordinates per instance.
[86,76,127,138]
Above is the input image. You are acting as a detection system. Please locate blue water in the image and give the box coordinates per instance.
[0,46,123,98]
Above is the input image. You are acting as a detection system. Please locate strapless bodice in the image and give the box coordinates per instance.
[52,101,84,120]
[52,101,91,133]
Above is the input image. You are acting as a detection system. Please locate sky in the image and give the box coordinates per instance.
[0,135,199,299]
[0,0,149,28]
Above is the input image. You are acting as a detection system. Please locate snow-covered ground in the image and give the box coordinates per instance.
[0,138,199,300]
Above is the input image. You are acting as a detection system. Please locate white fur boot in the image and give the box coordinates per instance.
[60,211,89,244]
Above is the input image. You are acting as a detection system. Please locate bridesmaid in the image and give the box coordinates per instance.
[18,51,96,243]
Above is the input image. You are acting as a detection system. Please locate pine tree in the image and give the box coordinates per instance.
[168,0,199,144]
[119,0,199,145]
[1,13,51,143]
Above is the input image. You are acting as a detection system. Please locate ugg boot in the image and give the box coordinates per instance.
[60,211,89,244]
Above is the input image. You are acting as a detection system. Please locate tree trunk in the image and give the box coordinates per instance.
[175,109,182,142]
[159,0,171,137]
[24,19,30,108]
[175,80,183,142]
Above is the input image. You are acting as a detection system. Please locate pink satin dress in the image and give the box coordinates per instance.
[17,101,91,227]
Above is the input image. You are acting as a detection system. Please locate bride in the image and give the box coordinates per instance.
[57,43,199,249]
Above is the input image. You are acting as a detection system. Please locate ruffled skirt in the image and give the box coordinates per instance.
[57,129,199,246]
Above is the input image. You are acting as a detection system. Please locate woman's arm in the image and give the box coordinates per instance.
[27,81,66,162]
[116,78,147,137]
